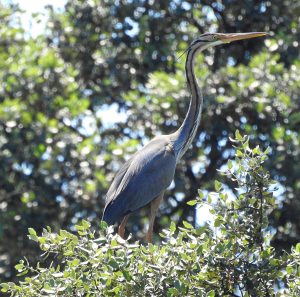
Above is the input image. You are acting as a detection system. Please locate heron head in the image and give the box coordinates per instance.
[191,32,267,49]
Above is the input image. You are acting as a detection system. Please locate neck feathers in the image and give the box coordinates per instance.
[172,43,204,160]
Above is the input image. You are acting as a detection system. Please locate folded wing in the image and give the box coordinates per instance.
[103,137,176,224]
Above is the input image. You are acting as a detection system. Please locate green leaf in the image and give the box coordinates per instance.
[28,228,37,237]
[253,145,261,155]
[15,263,24,272]
[235,130,243,141]
[206,290,215,297]
[242,138,249,150]
[264,147,271,155]
[187,200,197,206]
[214,180,222,191]
[70,258,80,267]
[1,283,9,293]
[168,288,178,294]
[286,265,294,275]
[28,228,38,241]
[99,221,108,230]
[236,150,244,157]
[170,221,176,233]
[214,219,222,228]
[111,239,118,247]
[82,219,91,229]
[207,193,214,204]
[198,189,204,199]
[122,270,132,281]
[182,221,193,229]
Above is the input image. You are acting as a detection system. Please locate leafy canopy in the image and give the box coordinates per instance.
[1,0,300,283]
[2,134,300,296]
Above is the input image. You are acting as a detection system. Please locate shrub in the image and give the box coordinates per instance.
[1,132,300,296]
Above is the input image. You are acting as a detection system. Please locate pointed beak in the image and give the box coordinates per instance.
[219,32,267,43]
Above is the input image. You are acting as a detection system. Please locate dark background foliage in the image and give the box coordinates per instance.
[0,0,299,282]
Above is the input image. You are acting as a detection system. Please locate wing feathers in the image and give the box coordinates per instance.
[103,137,176,224]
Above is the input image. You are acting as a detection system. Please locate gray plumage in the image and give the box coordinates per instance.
[102,36,205,226]
[103,135,176,224]
[102,32,266,240]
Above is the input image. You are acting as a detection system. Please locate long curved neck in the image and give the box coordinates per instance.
[172,45,204,161]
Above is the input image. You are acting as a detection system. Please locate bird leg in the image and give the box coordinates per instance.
[145,192,164,243]
[118,214,129,238]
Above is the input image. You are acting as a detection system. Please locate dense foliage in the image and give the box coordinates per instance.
[0,0,299,282]
[1,136,300,296]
